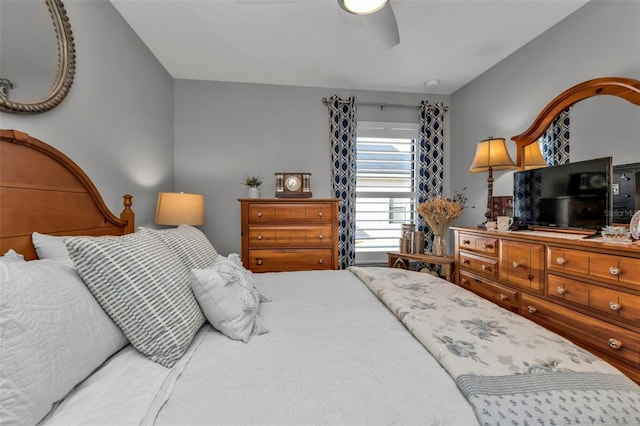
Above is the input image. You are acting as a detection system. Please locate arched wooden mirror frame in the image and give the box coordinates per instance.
[0,0,76,114]
[512,77,640,170]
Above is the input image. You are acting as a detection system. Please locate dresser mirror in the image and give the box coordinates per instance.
[512,77,640,224]
[0,0,76,114]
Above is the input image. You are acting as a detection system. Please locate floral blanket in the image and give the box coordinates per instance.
[348,267,640,425]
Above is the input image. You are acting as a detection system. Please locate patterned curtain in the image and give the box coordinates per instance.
[541,108,570,165]
[416,101,446,253]
[328,95,357,269]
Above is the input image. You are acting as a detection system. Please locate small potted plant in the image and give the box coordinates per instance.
[243,176,263,198]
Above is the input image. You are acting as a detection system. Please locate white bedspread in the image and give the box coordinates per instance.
[43,269,478,426]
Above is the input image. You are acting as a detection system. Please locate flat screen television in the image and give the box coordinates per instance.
[513,157,613,231]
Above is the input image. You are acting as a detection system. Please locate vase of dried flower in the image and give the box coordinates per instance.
[432,233,446,257]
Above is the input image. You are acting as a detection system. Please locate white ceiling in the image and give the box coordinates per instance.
[110,0,589,95]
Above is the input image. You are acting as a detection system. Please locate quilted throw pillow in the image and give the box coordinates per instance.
[65,232,205,368]
[140,225,218,269]
[191,268,266,342]
[0,259,128,426]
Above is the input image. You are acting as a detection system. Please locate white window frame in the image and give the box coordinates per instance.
[355,121,419,265]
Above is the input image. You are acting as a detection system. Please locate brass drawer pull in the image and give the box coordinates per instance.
[512,261,520,269]
[318,233,323,239]
[257,234,262,240]
[318,211,323,217]
[609,266,620,276]
[526,306,537,314]
[556,256,566,265]
[483,243,493,249]
[462,239,471,245]
[608,338,622,350]
[609,301,622,311]
[256,259,263,265]
[556,287,565,295]
[318,258,324,264]
[257,211,263,218]
[499,293,508,301]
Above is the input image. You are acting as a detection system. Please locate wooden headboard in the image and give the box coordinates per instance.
[0,129,135,260]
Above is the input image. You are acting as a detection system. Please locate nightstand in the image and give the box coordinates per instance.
[387,252,455,282]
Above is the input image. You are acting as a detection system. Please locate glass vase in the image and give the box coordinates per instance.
[433,233,446,256]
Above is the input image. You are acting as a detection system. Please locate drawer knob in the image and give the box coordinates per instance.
[499,293,508,301]
[609,266,620,276]
[463,239,471,245]
[462,259,470,265]
[556,287,565,295]
[256,259,263,265]
[608,338,622,350]
[512,261,520,269]
[318,233,323,239]
[318,211,323,217]
[556,256,566,265]
[526,306,537,314]
[257,234,262,240]
[318,259,324,264]
[257,212,263,218]
[481,264,491,272]
[609,301,622,311]
[460,277,468,285]
[483,243,493,249]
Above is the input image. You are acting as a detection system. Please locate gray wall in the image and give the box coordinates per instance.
[450,0,640,227]
[174,80,449,255]
[0,0,174,227]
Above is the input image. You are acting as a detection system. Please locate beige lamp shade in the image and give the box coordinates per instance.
[155,192,205,226]
[469,137,517,173]
[523,142,549,170]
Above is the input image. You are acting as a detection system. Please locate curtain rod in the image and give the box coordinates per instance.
[321,97,449,112]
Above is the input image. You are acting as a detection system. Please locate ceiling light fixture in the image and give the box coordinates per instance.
[338,0,389,15]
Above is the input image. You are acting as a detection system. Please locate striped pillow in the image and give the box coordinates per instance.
[65,232,205,368]
[140,225,218,269]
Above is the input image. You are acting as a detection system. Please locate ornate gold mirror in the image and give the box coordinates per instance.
[0,0,76,114]
[512,77,640,170]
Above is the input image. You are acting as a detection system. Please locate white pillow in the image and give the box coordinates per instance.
[65,232,205,368]
[219,254,271,303]
[0,259,128,426]
[191,268,266,342]
[1,249,24,262]
[32,232,71,260]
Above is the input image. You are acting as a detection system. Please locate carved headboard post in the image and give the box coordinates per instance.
[121,194,135,234]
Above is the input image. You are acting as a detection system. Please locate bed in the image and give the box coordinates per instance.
[1,129,639,426]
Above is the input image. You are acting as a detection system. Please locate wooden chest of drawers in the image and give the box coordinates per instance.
[239,199,339,272]
[453,226,640,384]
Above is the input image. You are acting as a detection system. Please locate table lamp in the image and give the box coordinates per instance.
[469,137,516,224]
[155,192,205,226]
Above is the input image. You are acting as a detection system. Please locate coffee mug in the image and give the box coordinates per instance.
[485,220,497,231]
[497,216,513,231]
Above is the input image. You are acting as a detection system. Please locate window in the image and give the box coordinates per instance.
[355,122,418,264]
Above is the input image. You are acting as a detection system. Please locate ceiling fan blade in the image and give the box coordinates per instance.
[364,3,400,48]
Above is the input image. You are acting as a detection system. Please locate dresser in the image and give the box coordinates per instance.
[453,227,640,383]
[239,199,339,272]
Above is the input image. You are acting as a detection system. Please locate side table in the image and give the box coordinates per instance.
[387,252,455,283]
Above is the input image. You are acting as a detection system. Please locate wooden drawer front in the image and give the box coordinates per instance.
[249,226,332,247]
[500,241,544,292]
[247,249,333,272]
[247,204,333,224]
[459,272,518,310]
[547,246,590,275]
[304,204,333,223]
[589,286,640,323]
[591,254,640,287]
[459,252,497,278]
[547,274,590,306]
[458,233,498,256]
[520,293,640,367]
